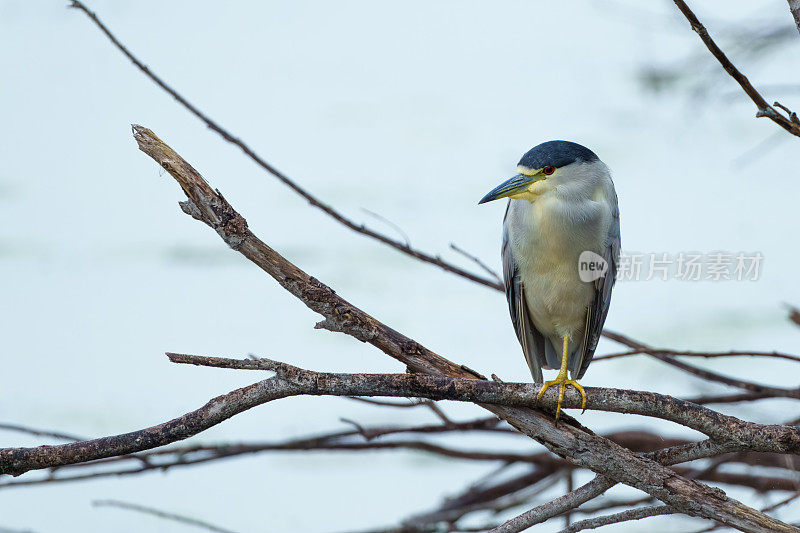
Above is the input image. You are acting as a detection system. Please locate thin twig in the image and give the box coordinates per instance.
[93,500,239,533]
[6,428,796,496]
[603,330,800,398]
[0,424,83,442]
[774,101,800,125]
[346,397,420,408]
[361,208,412,248]
[594,348,800,364]
[449,243,503,285]
[346,396,459,426]
[763,491,800,513]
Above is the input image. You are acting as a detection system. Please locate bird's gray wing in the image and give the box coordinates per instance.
[502,206,545,383]
[573,196,620,379]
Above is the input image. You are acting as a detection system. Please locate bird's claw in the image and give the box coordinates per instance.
[536,377,587,421]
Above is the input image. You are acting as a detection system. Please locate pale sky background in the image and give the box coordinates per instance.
[1,1,800,531]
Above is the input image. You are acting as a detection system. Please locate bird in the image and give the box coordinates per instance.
[479,141,620,420]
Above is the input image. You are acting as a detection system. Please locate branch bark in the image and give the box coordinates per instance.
[789,0,800,36]
[169,354,800,456]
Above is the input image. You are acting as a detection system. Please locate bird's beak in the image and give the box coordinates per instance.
[478,173,545,204]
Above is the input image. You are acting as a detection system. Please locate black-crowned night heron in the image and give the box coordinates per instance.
[479,141,620,419]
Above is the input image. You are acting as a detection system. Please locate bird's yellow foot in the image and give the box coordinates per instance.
[536,376,587,420]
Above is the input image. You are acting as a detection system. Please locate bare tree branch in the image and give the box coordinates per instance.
[603,331,800,398]
[9,358,796,476]
[169,353,800,453]
[594,348,800,364]
[93,500,239,533]
[490,476,617,532]
[449,243,503,286]
[671,0,800,137]
[68,0,502,292]
[555,505,680,533]
[403,470,565,529]
[0,424,83,442]
[5,426,797,498]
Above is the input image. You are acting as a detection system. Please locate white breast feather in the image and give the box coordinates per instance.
[506,189,611,342]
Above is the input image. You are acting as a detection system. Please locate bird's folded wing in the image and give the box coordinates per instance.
[502,221,545,383]
[574,201,620,379]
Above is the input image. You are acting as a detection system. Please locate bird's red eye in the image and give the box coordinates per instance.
[542,166,555,175]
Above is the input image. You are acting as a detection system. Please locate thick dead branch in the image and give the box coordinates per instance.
[170,354,800,453]
[8,359,795,476]
[449,243,503,285]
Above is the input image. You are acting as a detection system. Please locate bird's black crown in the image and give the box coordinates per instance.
[518,140,599,169]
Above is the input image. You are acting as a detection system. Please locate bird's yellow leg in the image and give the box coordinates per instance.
[536,335,588,420]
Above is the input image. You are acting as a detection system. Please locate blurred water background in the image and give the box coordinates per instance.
[1,1,800,531]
